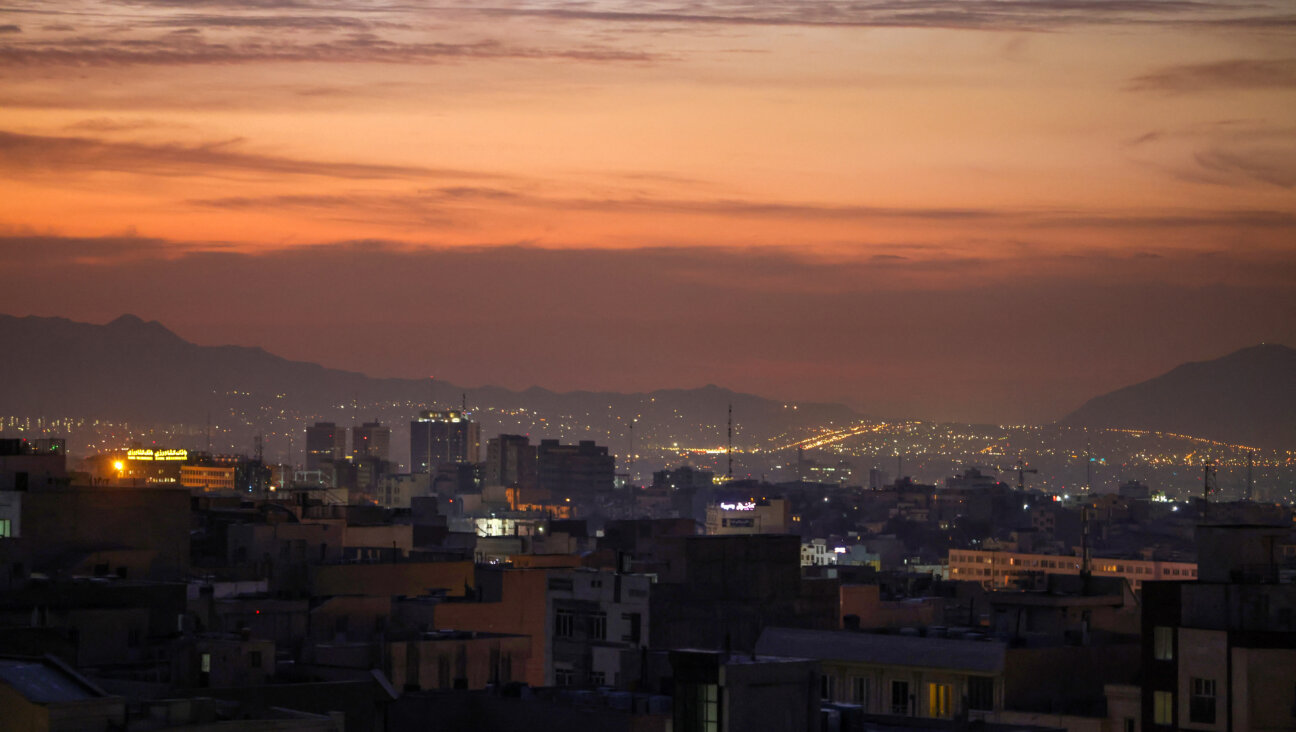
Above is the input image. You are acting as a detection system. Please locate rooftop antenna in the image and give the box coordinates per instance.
[428,375,436,410]
[726,403,733,481]
[254,434,263,463]
[628,420,635,484]
[461,392,466,414]
[206,411,212,453]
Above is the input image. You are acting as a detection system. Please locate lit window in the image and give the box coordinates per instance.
[1153,691,1173,725]
[927,683,953,718]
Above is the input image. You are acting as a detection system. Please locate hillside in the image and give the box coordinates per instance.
[1061,344,1296,450]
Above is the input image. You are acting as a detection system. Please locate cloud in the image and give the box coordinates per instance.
[1194,147,1296,188]
[0,130,502,181]
[1129,58,1296,92]
[62,117,187,133]
[0,34,657,67]
[186,185,1296,234]
[445,1,1294,33]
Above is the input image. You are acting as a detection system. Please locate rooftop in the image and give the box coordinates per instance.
[0,656,110,704]
[756,627,1006,674]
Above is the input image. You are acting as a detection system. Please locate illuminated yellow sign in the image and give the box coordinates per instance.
[126,448,188,462]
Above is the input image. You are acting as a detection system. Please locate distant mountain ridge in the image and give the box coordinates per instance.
[0,313,860,452]
[1061,344,1296,450]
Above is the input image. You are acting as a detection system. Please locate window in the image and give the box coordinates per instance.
[437,655,451,689]
[555,610,575,637]
[590,671,606,687]
[1190,677,1216,724]
[891,680,910,715]
[1153,626,1173,661]
[967,676,994,711]
[928,683,953,718]
[249,650,262,667]
[588,611,607,640]
[821,674,836,701]
[679,678,720,730]
[622,612,642,644]
[1124,719,1135,732]
[555,668,575,686]
[1153,691,1173,726]
[0,518,11,537]
[851,676,869,707]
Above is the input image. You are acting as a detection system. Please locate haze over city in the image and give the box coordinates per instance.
[2,0,1294,424]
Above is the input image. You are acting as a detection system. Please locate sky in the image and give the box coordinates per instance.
[1,0,1294,424]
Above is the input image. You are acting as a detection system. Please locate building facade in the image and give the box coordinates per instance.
[410,410,479,474]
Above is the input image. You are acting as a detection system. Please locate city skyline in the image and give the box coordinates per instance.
[2,0,1294,424]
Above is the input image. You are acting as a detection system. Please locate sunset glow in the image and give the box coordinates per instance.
[2,0,1293,422]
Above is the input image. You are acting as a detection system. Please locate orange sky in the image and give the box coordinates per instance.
[1,1,1294,422]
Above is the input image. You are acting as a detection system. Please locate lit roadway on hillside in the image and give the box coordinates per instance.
[779,423,889,451]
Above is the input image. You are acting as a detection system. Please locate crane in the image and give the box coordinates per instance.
[1014,458,1038,492]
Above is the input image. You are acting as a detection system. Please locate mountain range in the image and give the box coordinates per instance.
[1061,343,1296,451]
[1,313,1292,451]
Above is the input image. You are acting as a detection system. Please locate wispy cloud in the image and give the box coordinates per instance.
[1129,58,1296,92]
[187,185,1296,234]
[0,130,501,180]
[0,33,657,67]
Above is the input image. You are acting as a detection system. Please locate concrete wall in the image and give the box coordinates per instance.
[309,561,474,599]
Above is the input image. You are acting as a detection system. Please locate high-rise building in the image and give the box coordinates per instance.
[351,421,391,462]
[484,434,537,490]
[410,409,479,474]
[1141,525,1296,732]
[536,440,614,496]
[305,422,345,470]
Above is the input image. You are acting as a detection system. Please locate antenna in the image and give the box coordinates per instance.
[726,403,733,481]
[462,392,466,414]
[254,434,263,463]
[628,420,635,484]
[206,411,212,453]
